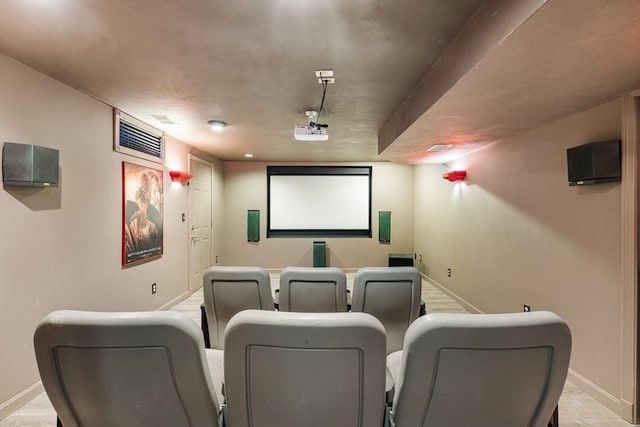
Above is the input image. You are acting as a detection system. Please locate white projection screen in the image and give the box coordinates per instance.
[267,166,372,237]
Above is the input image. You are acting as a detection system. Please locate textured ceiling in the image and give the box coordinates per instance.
[0,0,638,164]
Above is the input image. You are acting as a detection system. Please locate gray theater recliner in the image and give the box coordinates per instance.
[389,311,572,427]
[223,310,389,427]
[202,265,274,349]
[278,266,347,312]
[352,266,422,354]
[33,310,223,427]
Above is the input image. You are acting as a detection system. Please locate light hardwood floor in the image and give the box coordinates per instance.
[1,273,635,426]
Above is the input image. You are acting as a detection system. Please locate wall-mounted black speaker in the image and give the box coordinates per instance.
[2,142,59,187]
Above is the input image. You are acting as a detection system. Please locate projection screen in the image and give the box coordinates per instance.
[267,166,372,237]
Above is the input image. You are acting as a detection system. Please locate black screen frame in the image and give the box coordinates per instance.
[266,165,372,238]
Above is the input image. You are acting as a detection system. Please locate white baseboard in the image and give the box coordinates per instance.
[567,370,622,417]
[157,290,191,311]
[421,273,483,314]
[620,398,636,424]
[0,381,43,421]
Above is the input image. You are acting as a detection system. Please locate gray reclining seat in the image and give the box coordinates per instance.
[33,310,222,427]
[202,265,273,349]
[278,266,347,312]
[389,311,572,427]
[223,310,388,427]
[352,266,422,354]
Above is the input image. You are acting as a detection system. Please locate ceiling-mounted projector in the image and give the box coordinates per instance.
[294,125,328,141]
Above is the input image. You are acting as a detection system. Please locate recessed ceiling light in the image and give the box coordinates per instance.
[207,120,227,132]
[244,153,254,158]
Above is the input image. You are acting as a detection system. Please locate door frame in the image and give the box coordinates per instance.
[621,89,640,423]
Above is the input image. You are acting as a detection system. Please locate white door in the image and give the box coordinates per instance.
[188,156,213,292]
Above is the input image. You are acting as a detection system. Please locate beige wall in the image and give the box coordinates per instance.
[0,52,632,419]
[222,161,414,268]
[0,55,206,415]
[414,100,623,403]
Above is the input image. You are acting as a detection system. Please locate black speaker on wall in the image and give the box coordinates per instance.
[2,142,59,187]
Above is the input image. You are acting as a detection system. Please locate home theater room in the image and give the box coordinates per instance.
[1,0,639,426]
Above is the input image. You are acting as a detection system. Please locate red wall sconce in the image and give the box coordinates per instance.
[442,170,467,182]
[169,171,193,183]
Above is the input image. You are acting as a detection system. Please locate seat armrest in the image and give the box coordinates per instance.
[385,365,395,406]
[200,302,211,348]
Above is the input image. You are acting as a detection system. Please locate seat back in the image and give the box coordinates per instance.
[352,266,422,353]
[392,311,572,427]
[224,310,387,427]
[33,310,220,427]
[279,266,347,312]
[202,266,273,349]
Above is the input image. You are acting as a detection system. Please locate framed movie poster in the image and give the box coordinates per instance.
[122,162,163,266]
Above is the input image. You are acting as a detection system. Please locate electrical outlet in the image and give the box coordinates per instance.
[419,254,423,262]
[181,213,186,222]
[524,304,530,312]
[215,255,220,263]
[151,283,157,294]
[447,268,452,277]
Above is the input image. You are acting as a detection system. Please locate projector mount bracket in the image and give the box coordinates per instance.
[294,70,334,141]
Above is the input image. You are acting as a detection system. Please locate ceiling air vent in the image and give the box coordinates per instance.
[114,109,165,163]
[426,144,453,152]
[150,115,178,125]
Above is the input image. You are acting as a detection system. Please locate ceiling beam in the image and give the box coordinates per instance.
[378,0,546,159]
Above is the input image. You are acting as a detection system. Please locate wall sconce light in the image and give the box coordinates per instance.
[442,170,467,182]
[169,171,193,183]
